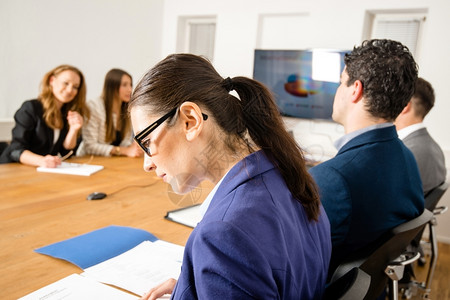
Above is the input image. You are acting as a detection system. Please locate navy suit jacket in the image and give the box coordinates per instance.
[309,126,424,275]
[172,151,331,299]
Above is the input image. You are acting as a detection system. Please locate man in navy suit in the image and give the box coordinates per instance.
[309,39,425,277]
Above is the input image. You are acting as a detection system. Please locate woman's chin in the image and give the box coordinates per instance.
[169,174,200,195]
[170,183,192,195]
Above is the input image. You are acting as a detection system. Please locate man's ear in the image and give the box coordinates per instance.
[400,101,412,115]
[179,102,205,141]
[350,80,363,103]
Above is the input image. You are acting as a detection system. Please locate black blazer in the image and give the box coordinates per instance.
[0,99,74,163]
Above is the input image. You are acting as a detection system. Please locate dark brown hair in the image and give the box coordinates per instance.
[345,39,418,121]
[130,54,320,221]
[102,68,132,143]
[412,77,435,119]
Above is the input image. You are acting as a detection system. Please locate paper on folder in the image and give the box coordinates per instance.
[37,162,104,176]
[83,240,184,296]
[18,273,138,300]
[34,226,183,296]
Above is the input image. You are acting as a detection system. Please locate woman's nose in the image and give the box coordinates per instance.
[66,85,76,95]
[143,154,155,172]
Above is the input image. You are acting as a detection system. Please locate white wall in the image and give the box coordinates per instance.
[0,0,164,124]
[161,0,450,165]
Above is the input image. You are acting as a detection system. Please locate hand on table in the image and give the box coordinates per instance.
[140,278,176,300]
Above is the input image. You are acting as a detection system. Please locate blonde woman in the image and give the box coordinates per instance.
[0,65,89,167]
[77,68,142,157]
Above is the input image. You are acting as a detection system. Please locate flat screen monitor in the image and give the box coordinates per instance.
[253,49,349,120]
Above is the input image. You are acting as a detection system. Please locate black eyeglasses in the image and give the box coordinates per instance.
[134,107,208,157]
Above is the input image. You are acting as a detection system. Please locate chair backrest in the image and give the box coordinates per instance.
[0,141,8,156]
[411,182,448,248]
[424,182,449,211]
[330,209,433,299]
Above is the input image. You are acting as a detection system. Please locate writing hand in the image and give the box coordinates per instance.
[41,155,62,168]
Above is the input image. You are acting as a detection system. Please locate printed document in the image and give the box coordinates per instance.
[18,273,138,300]
[83,240,184,296]
[37,162,104,176]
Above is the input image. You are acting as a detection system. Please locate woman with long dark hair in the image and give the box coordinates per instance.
[130,54,331,300]
[77,68,142,157]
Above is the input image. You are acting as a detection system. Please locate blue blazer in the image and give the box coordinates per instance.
[309,126,424,275]
[172,151,331,299]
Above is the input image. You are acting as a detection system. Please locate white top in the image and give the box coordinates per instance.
[199,172,228,218]
[397,123,425,140]
[53,129,60,145]
[77,97,133,156]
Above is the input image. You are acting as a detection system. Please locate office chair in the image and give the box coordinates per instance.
[323,267,371,300]
[400,182,449,299]
[0,141,8,156]
[327,209,433,300]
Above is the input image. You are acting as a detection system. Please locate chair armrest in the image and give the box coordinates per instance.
[433,206,448,215]
[324,267,371,300]
[385,251,421,281]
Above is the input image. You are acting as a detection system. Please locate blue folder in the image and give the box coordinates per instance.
[35,225,158,269]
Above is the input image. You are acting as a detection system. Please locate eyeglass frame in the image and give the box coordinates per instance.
[134,106,208,157]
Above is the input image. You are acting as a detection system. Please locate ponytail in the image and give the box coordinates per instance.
[129,53,320,221]
[226,76,320,221]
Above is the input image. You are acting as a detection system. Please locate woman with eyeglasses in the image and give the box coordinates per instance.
[0,65,89,167]
[76,68,142,157]
[130,54,331,300]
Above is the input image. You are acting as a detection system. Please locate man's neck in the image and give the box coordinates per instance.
[344,115,388,134]
[395,118,423,131]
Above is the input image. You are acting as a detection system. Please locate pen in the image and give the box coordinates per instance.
[59,150,74,161]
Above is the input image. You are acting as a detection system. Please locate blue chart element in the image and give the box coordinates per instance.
[35,225,158,269]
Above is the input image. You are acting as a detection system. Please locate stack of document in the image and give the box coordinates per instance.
[21,226,184,299]
[37,162,104,176]
[19,274,138,300]
[83,240,183,295]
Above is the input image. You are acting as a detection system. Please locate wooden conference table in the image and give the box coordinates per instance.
[0,156,212,300]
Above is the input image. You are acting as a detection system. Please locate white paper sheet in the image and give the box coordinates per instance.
[37,162,104,176]
[18,273,138,300]
[82,240,184,296]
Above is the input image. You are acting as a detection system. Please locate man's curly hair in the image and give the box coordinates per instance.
[344,39,418,121]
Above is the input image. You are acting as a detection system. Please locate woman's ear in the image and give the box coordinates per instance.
[49,75,56,88]
[178,102,204,141]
